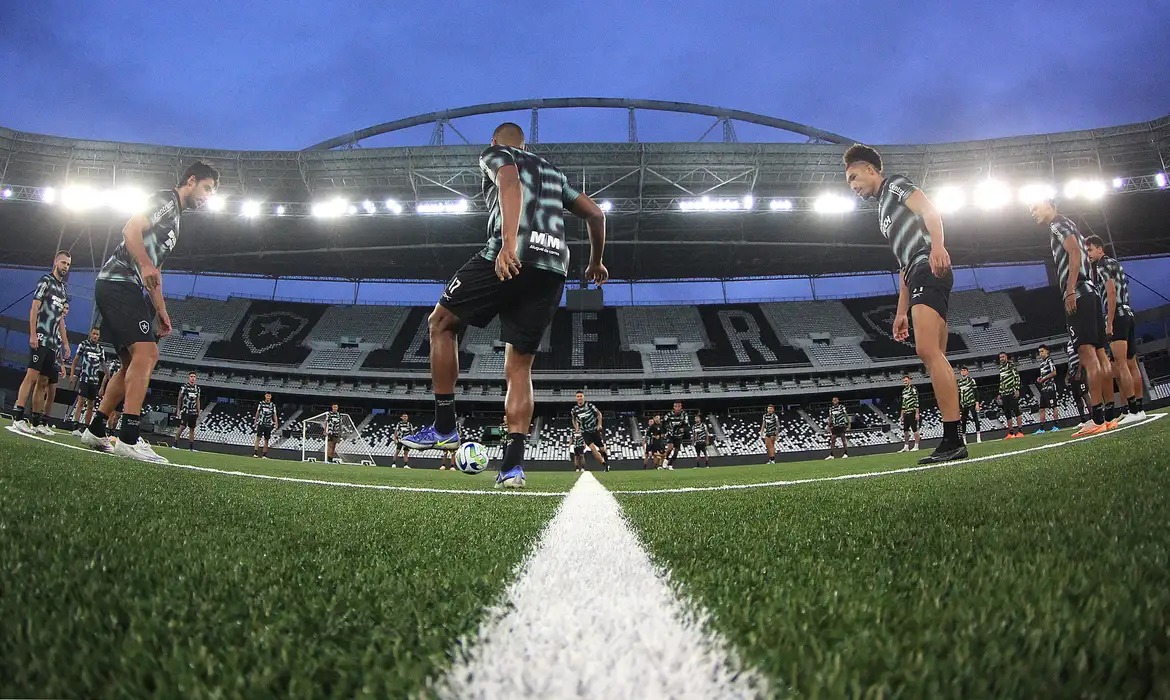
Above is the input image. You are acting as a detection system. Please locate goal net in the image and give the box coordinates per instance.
[300,412,376,465]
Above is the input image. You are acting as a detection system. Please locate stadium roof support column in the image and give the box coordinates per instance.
[628,108,637,143]
[530,109,539,144]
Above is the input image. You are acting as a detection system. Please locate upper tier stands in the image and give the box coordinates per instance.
[1008,287,1067,342]
[696,304,810,368]
[205,300,326,365]
[842,294,968,359]
[762,300,865,341]
[306,305,411,346]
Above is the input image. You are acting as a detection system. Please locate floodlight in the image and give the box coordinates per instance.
[1112,177,1125,190]
[599,200,613,212]
[205,194,227,212]
[62,185,102,211]
[311,197,347,218]
[241,200,262,217]
[362,200,376,214]
[0,188,12,199]
[741,194,755,210]
[1156,173,1167,188]
[974,180,1011,210]
[384,199,403,214]
[813,193,855,214]
[275,205,286,216]
[346,204,358,215]
[1017,183,1056,205]
[41,187,57,204]
[768,199,793,211]
[932,186,965,214]
[108,187,147,214]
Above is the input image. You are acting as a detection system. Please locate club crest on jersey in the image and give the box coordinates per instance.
[139,320,150,334]
[242,311,307,354]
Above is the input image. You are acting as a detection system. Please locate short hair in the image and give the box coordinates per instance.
[493,122,525,143]
[1084,235,1105,249]
[180,161,220,188]
[903,374,911,380]
[960,365,968,371]
[576,391,584,396]
[673,400,682,405]
[843,144,882,172]
[188,371,197,376]
[767,404,775,408]
[90,326,100,332]
[1038,344,1049,352]
[54,249,71,259]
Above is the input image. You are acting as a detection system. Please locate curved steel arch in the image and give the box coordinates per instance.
[304,98,857,150]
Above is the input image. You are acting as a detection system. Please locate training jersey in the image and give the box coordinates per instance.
[33,273,69,350]
[877,175,930,271]
[664,410,689,438]
[691,421,709,445]
[647,421,666,441]
[571,432,586,449]
[106,357,122,382]
[179,384,201,415]
[1092,256,1133,318]
[1047,215,1096,299]
[829,404,849,428]
[1066,336,1080,375]
[957,375,978,408]
[97,189,183,287]
[901,385,919,414]
[478,145,581,277]
[394,420,413,439]
[570,402,600,432]
[256,400,277,427]
[998,361,1021,394]
[326,411,343,436]
[75,339,106,384]
[761,412,781,435]
[1038,357,1057,385]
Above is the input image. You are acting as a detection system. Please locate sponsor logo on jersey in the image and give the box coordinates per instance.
[529,231,563,252]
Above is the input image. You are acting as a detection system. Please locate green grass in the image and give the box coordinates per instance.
[0,428,559,698]
[619,414,1170,698]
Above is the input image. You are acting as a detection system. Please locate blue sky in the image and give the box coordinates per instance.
[1,1,1167,149]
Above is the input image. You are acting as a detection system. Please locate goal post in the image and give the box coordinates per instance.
[300,412,377,465]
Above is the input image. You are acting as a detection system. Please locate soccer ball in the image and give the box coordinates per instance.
[456,441,490,475]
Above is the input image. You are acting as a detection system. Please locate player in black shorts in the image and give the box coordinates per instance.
[325,404,344,463]
[1034,345,1060,433]
[663,400,690,469]
[569,430,587,472]
[81,162,219,463]
[1064,334,1089,426]
[997,352,1024,439]
[760,405,781,464]
[825,397,850,460]
[1029,199,1113,436]
[648,415,668,469]
[845,145,965,464]
[956,366,982,444]
[691,414,711,468]
[401,123,608,490]
[390,413,415,468]
[172,372,201,450]
[253,392,280,458]
[1085,236,1146,423]
[11,250,71,436]
[68,327,106,435]
[570,392,611,472]
[898,376,921,452]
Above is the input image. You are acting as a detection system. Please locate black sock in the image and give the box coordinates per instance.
[434,394,456,434]
[30,412,43,427]
[120,414,141,446]
[1136,397,1143,412]
[502,432,526,471]
[13,405,25,422]
[942,420,959,445]
[1127,397,1138,415]
[598,449,609,465]
[1105,402,1115,422]
[1092,403,1105,425]
[89,411,109,437]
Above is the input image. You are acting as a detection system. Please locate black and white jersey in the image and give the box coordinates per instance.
[998,361,1021,394]
[877,175,930,271]
[1038,357,1057,384]
[479,145,581,277]
[1092,256,1133,317]
[33,273,69,350]
[326,411,344,435]
[901,385,920,414]
[76,339,106,384]
[256,400,277,427]
[761,412,781,435]
[571,432,586,449]
[570,402,600,432]
[664,410,689,438]
[957,375,977,408]
[1066,335,1080,375]
[97,189,182,287]
[829,404,849,428]
[647,421,666,441]
[106,357,122,379]
[691,422,709,445]
[178,384,201,415]
[395,420,413,439]
[1047,215,1096,298]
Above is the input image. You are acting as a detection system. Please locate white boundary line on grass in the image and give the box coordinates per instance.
[4,412,1162,498]
[610,412,1165,495]
[435,471,767,699]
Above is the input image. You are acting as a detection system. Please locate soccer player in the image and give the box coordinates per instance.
[826,397,850,460]
[80,162,219,462]
[997,352,1024,439]
[569,429,587,472]
[570,392,611,472]
[391,413,414,468]
[898,376,921,452]
[648,415,668,470]
[956,366,982,444]
[1065,334,1089,426]
[691,413,711,468]
[11,250,71,436]
[172,372,201,450]
[760,404,780,464]
[325,403,343,463]
[1034,345,1060,433]
[438,449,456,471]
[400,123,608,490]
[253,392,279,459]
[663,400,690,469]
[99,355,123,433]
[1029,200,1113,437]
[641,416,656,469]
[68,327,106,436]
[1085,236,1146,423]
[845,145,966,464]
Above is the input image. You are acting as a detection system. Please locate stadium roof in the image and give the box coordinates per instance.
[0,101,1168,280]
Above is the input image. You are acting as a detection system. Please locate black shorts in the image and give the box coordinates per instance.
[395,441,411,452]
[1109,315,1137,358]
[46,364,60,385]
[27,345,58,376]
[79,380,101,400]
[182,413,198,429]
[95,279,156,351]
[668,436,683,450]
[650,439,666,454]
[694,442,707,455]
[1001,394,1021,419]
[1067,290,1106,350]
[830,426,847,438]
[573,445,585,457]
[902,414,919,432]
[1039,385,1057,409]
[904,258,953,320]
[256,425,273,440]
[763,431,778,440]
[582,430,604,449]
[438,254,566,355]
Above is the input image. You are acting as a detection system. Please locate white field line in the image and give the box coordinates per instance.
[611,412,1165,495]
[434,471,768,699]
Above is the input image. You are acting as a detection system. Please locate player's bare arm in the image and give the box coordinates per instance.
[493,164,523,281]
[904,190,950,277]
[893,274,911,341]
[58,318,69,359]
[123,213,172,335]
[28,298,41,348]
[570,194,609,285]
[1104,278,1118,335]
[1062,235,1081,315]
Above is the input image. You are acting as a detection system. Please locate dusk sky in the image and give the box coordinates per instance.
[1,1,1167,150]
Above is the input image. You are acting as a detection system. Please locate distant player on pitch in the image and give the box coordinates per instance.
[253,392,279,459]
[898,375,921,452]
[172,372,201,450]
[11,250,71,436]
[760,404,780,464]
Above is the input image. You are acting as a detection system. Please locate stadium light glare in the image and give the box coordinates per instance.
[1017,183,1056,205]
[384,199,403,215]
[0,188,11,199]
[932,186,965,213]
[813,193,855,214]
[61,185,103,211]
[108,187,148,214]
[417,199,470,215]
[311,197,347,218]
[599,200,613,212]
[361,200,376,215]
[346,204,358,215]
[678,196,746,212]
[974,180,1012,209]
[41,187,57,204]
[1112,177,1125,189]
[1156,173,1168,189]
[742,194,755,210]
[205,194,227,213]
[241,200,262,218]
[768,199,794,211]
[275,205,286,216]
